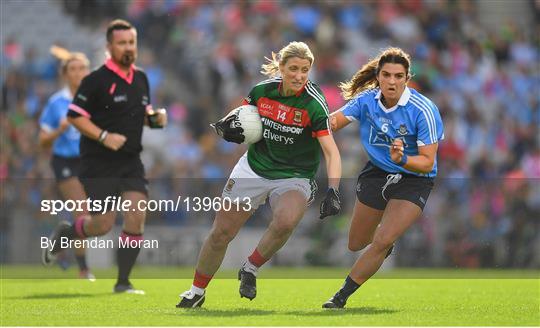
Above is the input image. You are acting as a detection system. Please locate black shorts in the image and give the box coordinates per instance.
[79,156,148,213]
[356,162,434,211]
[51,155,80,181]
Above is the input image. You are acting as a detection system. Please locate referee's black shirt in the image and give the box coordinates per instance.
[68,59,151,160]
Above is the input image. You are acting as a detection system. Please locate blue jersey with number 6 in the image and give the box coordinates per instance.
[339,87,444,177]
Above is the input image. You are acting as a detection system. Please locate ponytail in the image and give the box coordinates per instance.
[339,58,379,100]
[49,45,89,75]
[260,52,281,78]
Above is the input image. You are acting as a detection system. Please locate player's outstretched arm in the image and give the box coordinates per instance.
[329,111,351,132]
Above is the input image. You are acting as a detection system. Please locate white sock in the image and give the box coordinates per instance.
[242,260,259,277]
[190,284,205,296]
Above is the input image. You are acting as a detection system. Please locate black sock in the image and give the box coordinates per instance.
[337,275,360,300]
[75,254,88,271]
[116,232,142,285]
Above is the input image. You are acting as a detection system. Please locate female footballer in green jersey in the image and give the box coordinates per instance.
[177,41,342,308]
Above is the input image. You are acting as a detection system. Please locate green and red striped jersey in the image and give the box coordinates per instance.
[243,77,331,179]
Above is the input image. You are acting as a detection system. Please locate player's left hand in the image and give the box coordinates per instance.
[390,138,404,164]
[319,187,341,220]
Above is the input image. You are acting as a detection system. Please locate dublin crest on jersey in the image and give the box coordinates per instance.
[397,124,408,136]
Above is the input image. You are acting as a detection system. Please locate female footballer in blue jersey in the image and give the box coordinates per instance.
[322,47,444,308]
[39,47,95,281]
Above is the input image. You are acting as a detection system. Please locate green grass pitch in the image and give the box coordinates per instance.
[1,266,538,326]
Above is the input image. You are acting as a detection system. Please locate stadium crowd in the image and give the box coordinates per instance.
[1,0,538,268]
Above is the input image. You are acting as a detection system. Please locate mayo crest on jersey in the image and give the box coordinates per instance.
[39,88,81,158]
[243,77,331,179]
[340,87,444,177]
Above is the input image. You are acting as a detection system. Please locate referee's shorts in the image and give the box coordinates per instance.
[356,161,434,211]
[78,155,148,213]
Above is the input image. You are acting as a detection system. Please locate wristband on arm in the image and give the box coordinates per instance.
[398,153,408,166]
[98,130,108,144]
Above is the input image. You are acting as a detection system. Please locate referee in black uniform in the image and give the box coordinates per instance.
[42,19,167,294]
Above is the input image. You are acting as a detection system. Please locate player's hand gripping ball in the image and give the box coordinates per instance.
[211,105,262,144]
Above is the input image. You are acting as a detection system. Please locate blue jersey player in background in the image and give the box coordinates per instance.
[322,47,444,308]
[39,46,95,281]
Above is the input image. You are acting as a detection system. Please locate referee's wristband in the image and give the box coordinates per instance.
[98,130,108,144]
[398,153,408,166]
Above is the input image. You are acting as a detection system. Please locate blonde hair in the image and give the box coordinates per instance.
[260,41,314,77]
[50,45,90,75]
[339,47,412,100]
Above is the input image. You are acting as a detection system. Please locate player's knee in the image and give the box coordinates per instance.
[208,227,234,248]
[270,219,297,236]
[348,239,369,252]
[371,234,394,253]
